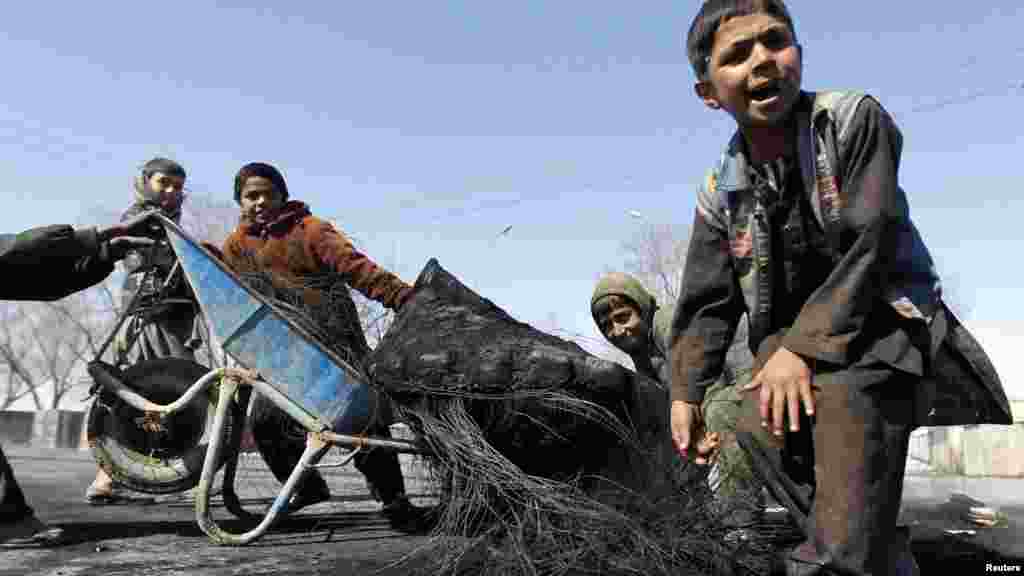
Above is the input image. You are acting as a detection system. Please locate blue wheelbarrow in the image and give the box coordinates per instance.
[85,214,428,545]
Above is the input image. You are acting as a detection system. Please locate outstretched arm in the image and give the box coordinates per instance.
[669,207,744,461]
[0,225,113,300]
[0,212,160,301]
[669,210,745,405]
[308,219,412,311]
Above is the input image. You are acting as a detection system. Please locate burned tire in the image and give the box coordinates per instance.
[87,357,238,494]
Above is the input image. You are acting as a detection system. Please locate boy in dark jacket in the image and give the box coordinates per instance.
[670,1,1009,574]
[219,162,427,532]
[117,157,196,362]
[1,213,158,547]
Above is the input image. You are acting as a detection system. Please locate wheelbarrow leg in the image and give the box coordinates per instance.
[195,379,331,545]
[195,375,238,542]
[219,387,257,522]
[262,432,332,520]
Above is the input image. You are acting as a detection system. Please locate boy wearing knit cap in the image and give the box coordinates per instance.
[591,272,768,501]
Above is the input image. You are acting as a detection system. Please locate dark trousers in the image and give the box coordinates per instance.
[739,355,917,575]
[249,395,407,504]
[0,444,32,523]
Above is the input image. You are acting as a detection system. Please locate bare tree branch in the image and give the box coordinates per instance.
[616,222,689,307]
[45,299,100,357]
[0,305,43,411]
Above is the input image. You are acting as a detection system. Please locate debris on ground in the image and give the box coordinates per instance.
[968,506,1008,528]
[949,493,1009,528]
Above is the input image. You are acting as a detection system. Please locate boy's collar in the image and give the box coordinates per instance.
[241,200,311,238]
[717,91,814,193]
[134,200,181,223]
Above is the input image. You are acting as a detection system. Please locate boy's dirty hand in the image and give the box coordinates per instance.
[742,346,815,437]
[200,241,224,261]
[671,400,718,465]
[99,210,164,242]
[107,237,155,261]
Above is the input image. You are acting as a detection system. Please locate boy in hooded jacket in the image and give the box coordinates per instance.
[218,162,428,532]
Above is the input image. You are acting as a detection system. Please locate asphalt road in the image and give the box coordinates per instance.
[2,446,440,576]
[3,446,1024,575]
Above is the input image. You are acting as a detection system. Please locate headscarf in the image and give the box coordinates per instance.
[133,157,187,220]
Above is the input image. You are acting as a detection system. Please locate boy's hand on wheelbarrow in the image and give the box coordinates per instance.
[98,209,164,242]
[200,241,224,261]
[671,400,719,465]
[106,236,156,261]
[743,346,817,438]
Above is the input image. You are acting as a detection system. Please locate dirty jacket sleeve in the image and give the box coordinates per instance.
[306,218,412,311]
[220,230,244,267]
[669,210,745,404]
[781,97,906,366]
[0,225,114,301]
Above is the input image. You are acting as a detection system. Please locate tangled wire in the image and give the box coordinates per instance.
[233,258,370,371]
[365,259,794,576]
[394,396,786,576]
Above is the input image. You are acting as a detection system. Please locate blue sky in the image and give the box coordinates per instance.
[1,1,1021,399]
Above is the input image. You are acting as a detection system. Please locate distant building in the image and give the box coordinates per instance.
[1,378,91,448]
[907,400,1024,477]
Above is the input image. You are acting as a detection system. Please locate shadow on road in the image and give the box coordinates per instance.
[911,528,1024,572]
[51,510,422,548]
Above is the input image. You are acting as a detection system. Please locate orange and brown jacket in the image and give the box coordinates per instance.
[220,200,412,314]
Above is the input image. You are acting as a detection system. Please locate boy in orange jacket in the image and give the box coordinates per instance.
[220,162,427,532]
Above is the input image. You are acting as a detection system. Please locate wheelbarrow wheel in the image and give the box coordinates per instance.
[87,357,240,494]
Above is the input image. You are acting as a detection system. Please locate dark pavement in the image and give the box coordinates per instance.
[2,446,439,576]
[3,446,1023,575]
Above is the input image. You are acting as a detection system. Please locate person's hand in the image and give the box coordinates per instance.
[106,237,155,261]
[742,346,816,437]
[671,400,719,465]
[98,209,163,242]
[200,241,224,261]
[393,285,414,313]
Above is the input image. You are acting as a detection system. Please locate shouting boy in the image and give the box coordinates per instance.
[219,162,428,532]
[670,1,1009,574]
